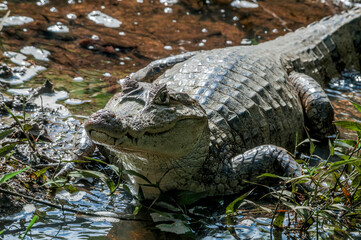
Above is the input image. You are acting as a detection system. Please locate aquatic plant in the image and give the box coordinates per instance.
[225,101,361,239]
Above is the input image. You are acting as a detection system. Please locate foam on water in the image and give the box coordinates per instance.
[230,0,259,8]
[87,10,122,28]
[20,46,51,61]
[4,51,30,66]
[0,3,8,11]
[241,38,252,45]
[66,13,77,19]
[64,98,91,105]
[7,88,32,96]
[47,22,69,33]
[1,15,34,26]
[73,76,84,82]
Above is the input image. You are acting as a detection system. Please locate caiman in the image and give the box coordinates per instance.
[83,9,361,199]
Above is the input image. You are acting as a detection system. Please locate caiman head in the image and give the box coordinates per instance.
[84,78,210,197]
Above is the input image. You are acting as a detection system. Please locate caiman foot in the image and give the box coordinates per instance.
[230,145,309,192]
[232,145,302,181]
[289,72,336,139]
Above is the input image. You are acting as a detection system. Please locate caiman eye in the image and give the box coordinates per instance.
[154,91,170,105]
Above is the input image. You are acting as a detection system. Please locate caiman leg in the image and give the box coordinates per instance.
[231,145,305,190]
[289,72,335,139]
[233,145,302,179]
[130,51,200,82]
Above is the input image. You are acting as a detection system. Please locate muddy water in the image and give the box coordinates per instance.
[0,0,361,239]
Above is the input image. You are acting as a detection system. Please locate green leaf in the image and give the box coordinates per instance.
[226,189,254,215]
[273,211,285,228]
[330,204,352,212]
[352,175,361,188]
[0,166,30,184]
[174,191,208,206]
[243,199,273,213]
[133,205,142,216]
[122,183,132,195]
[107,179,116,194]
[334,140,356,150]
[0,129,14,141]
[84,156,108,165]
[302,217,315,230]
[108,164,122,177]
[334,121,361,132]
[329,139,334,156]
[137,185,145,200]
[43,177,67,186]
[123,169,152,185]
[23,124,32,132]
[257,173,289,181]
[21,214,39,240]
[295,206,313,220]
[64,184,78,194]
[351,101,361,113]
[67,170,116,194]
[329,158,361,169]
[34,167,51,178]
[0,144,16,157]
[0,229,4,235]
[304,130,315,155]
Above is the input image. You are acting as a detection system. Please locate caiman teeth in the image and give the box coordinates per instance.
[89,130,138,146]
[125,132,139,145]
[90,130,116,145]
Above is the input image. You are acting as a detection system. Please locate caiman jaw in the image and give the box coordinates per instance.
[85,109,208,158]
[86,121,175,148]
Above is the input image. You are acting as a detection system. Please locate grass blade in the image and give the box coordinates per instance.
[351,101,361,113]
[334,121,361,132]
[226,189,254,215]
[0,129,14,141]
[0,144,16,157]
[123,169,152,185]
[273,211,286,229]
[0,166,30,184]
[21,214,39,240]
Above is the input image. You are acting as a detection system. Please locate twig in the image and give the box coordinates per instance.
[0,187,147,222]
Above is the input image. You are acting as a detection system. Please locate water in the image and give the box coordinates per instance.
[326,71,361,139]
[0,183,135,239]
[0,0,360,239]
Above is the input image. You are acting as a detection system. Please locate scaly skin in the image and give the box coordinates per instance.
[84,9,361,199]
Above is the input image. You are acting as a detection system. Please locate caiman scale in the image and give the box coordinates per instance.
[84,9,361,199]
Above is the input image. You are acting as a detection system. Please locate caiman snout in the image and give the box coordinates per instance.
[84,109,125,140]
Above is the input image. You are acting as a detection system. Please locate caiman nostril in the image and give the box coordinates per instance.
[84,109,119,131]
[96,109,116,119]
